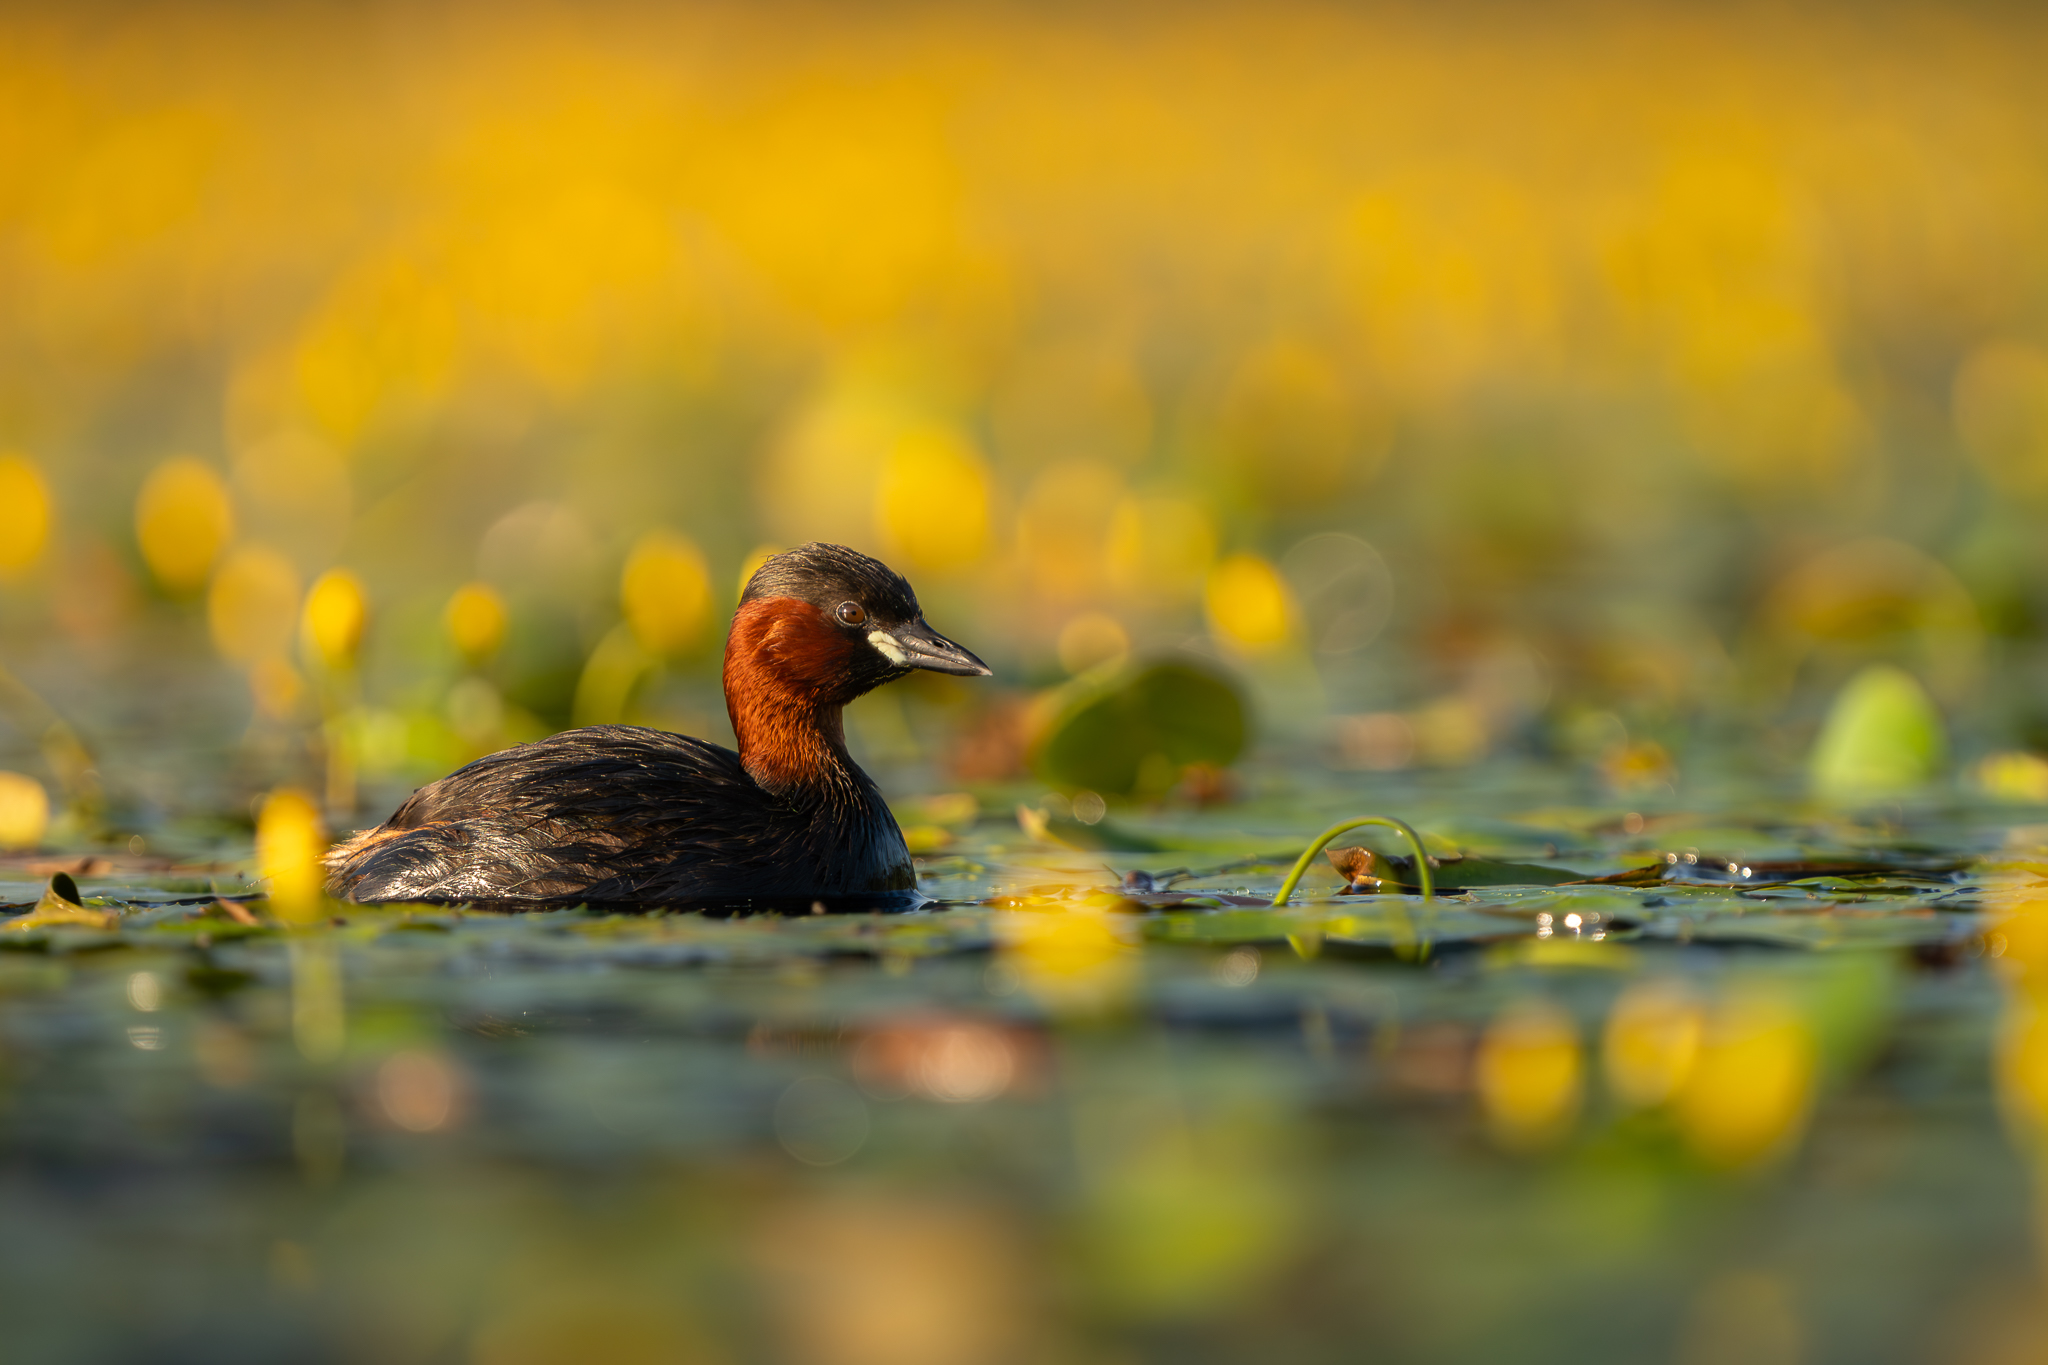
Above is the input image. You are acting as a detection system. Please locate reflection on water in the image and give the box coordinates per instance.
[0,778,2039,1363]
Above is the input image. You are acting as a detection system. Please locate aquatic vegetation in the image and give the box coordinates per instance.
[0,774,2025,1360]
[1809,664,1949,803]
[1032,660,1246,798]
[1271,814,1436,903]
[0,0,2045,1356]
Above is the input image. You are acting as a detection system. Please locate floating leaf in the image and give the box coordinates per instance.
[1372,856,1582,892]
[5,872,117,931]
[1034,660,1246,797]
[1810,664,1947,801]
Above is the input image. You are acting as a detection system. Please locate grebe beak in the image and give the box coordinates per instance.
[868,619,993,676]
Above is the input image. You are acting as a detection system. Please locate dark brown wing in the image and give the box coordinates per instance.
[324,725,832,904]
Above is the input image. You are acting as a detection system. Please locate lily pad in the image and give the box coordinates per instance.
[1033,660,1246,796]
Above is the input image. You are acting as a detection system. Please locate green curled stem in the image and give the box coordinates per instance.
[1270,816,1434,905]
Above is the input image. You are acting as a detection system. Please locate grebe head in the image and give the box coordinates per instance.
[730,543,989,709]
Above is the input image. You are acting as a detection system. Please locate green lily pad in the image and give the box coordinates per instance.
[1810,664,1948,801]
[1034,660,1247,796]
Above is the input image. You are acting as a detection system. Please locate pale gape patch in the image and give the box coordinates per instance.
[867,630,908,664]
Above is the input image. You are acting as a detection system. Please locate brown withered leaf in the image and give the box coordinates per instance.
[205,899,262,926]
[1326,845,1382,893]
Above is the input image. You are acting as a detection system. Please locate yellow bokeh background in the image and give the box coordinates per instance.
[0,0,2042,806]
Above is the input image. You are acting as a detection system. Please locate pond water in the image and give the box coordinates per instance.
[1,768,2043,1365]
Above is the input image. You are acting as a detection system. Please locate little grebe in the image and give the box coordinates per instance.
[323,542,989,906]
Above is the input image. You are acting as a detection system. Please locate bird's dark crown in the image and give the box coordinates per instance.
[723,542,987,792]
[741,542,920,624]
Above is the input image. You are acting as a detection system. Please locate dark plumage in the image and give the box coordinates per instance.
[323,542,990,908]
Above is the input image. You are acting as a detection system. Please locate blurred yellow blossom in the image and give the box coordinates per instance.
[1056,612,1130,675]
[208,545,303,664]
[874,426,991,573]
[1105,493,1216,600]
[1602,978,1704,1108]
[0,772,50,849]
[257,787,326,924]
[0,455,51,578]
[135,458,233,595]
[1996,990,2048,1145]
[994,898,1138,1012]
[1016,461,1124,601]
[294,256,458,445]
[759,372,935,549]
[1672,990,1815,1168]
[1205,553,1295,653]
[1993,891,2048,985]
[445,583,509,664]
[1475,997,1583,1151]
[620,530,711,657]
[1978,751,2048,804]
[1601,739,1678,795]
[300,568,368,671]
[249,655,306,721]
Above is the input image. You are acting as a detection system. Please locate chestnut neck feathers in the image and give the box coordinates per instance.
[721,544,923,797]
[723,597,862,795]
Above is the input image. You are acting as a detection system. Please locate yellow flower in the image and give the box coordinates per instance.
[994,897,1138,1012]
[620,530,711,657]
[301,568,368,671]
[0,455,51,578]
[1204,553,1294,653]
[208,545,302,664]
[136,458,233,595]
[1475,997,1583,1150]
[1673,991,1815,1168]
[0,772,50,849]
[257,788,327,924]
[1602,978,1704,1108]
[874,426,991,573]
[445,582,508,664]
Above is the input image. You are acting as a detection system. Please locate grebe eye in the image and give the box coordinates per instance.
[835,601,866,626]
